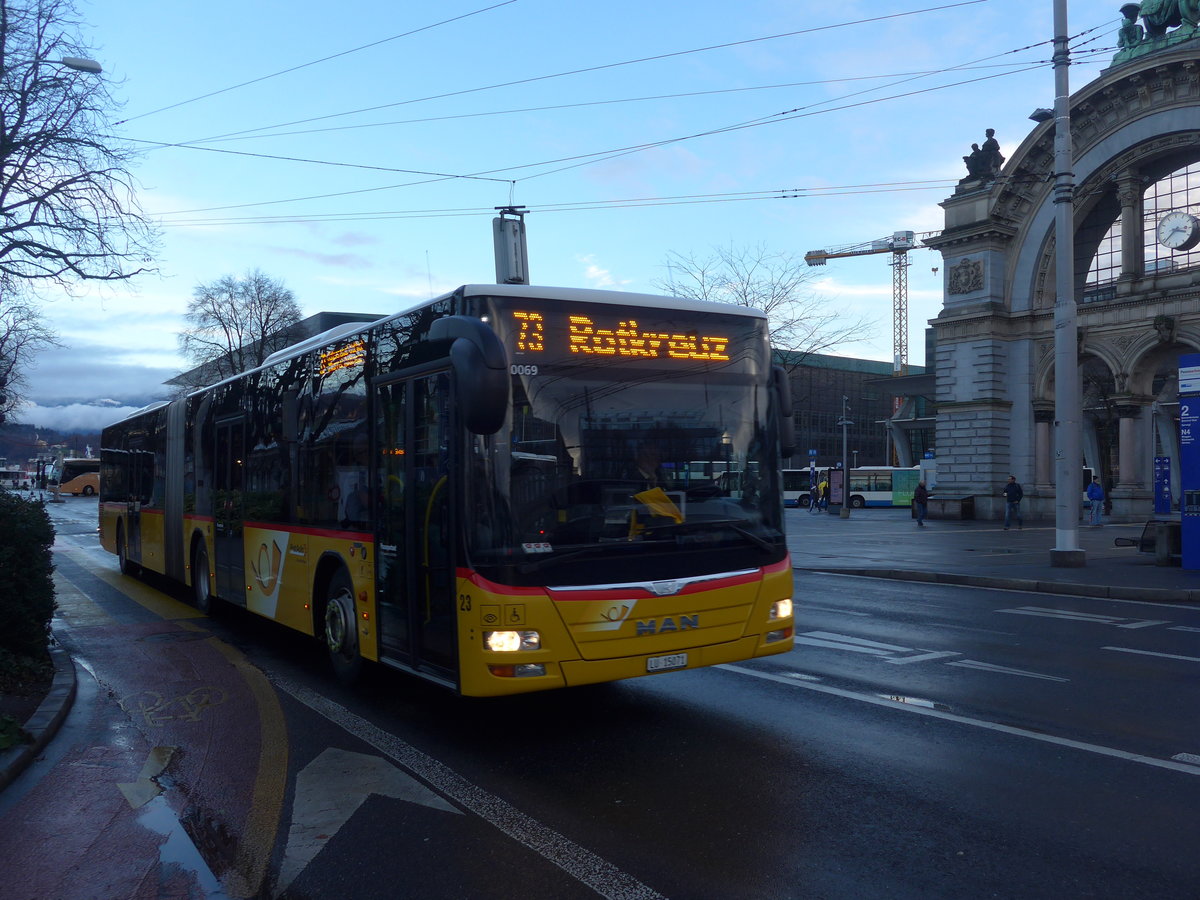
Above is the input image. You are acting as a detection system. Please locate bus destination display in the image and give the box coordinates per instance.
[510,309,732,363]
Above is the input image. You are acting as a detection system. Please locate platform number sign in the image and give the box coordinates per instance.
[1178,355,1200,569]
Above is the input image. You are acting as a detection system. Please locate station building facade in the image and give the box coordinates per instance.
[926,29,1200,521]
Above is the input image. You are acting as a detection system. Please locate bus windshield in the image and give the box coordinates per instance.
[465,295,784,585]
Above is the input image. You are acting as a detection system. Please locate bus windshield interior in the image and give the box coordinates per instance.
[465,297,785,585]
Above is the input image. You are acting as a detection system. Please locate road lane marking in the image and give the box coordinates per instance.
[1102,646,1200,664]
[273,677,665,900]
[719,664,1200,777]
[796,631,913,654]
[886,651,961,665]
[1116,620,1171,629]
[276,748,461,897]
[999,606,1126,624]
[945,660,1069,682]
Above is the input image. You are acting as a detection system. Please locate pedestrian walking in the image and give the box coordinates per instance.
[913,480,930,527]
[1002,475,1023,530]
[1087,476,1105,526]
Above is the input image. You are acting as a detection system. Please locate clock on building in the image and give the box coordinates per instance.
[1156,210,1200,251]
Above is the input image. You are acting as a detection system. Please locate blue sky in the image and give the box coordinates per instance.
[20,0,1122,431]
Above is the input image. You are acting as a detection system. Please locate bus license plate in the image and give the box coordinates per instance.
[647,652,688,672]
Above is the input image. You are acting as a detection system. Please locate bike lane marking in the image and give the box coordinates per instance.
[54,551,289,898]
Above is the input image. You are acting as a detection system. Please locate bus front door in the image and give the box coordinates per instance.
[214,418,247,605]
[373,372,457,682]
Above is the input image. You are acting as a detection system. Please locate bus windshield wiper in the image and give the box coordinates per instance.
[641,518,776,551]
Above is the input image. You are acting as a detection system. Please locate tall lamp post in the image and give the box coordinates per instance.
[838,396,853,518]
[1049,0,1084,567]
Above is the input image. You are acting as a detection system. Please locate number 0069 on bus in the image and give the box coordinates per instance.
[647,652,688,672]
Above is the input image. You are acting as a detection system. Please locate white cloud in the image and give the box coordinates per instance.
[16,402,143,433]
[576,254,633,289]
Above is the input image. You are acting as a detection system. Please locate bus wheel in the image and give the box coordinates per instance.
[324,571,363,684]
[192,543,214,614]
[850,495,866,509]
[82,484,95,496]
[117,524,139,577]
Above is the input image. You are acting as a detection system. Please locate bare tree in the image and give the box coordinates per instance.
[0,277,61,422]
[0,0,157,291]
[177,269,303,386]
[655,243,875,370]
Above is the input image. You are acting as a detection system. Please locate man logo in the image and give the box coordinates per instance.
[636,615,699,636]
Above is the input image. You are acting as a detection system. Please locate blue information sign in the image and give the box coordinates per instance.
[1179,354,1200,569]
[1154,456,1172,516]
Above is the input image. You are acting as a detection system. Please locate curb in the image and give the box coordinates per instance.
[0,640,77,793]
[795,566,1200,604]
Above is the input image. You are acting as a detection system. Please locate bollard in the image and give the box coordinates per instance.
[1155,522,1172,566]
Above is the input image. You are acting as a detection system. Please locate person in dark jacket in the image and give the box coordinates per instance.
[1087,476,1105,526]
[914,480,930,527]
[1002,475,1023,530]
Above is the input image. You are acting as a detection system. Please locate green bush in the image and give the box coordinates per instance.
[0,492,56,657]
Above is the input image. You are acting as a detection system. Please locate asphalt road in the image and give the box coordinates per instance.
[2,496,1199,898]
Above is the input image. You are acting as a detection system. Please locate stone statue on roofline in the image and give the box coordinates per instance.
[1112,0,1200,64]
[961,129,1005,182]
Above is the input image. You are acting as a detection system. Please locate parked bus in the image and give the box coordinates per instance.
[99,284,795,696]
[54,458,100,495]
[783,465,921,509]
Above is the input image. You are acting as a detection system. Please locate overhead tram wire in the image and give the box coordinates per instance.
[180,0,992,146]
[484,20,1112,184]
[155,181,961,228]
[142,18,1115,223]
[143,55,1056,220]
[112,0,520,127]
[189,62,1042,146]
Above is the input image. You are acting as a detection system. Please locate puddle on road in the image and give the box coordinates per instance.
[139,795,230,898]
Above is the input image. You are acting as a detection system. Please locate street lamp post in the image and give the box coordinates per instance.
[838,396,853,518]
[1049,0,1085,567]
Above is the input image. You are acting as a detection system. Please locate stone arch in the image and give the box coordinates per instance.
[928,44,1200,520]
[1126,330,1200,395]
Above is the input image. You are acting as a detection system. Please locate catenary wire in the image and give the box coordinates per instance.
[112,1,520,126]
[181,0,991,145]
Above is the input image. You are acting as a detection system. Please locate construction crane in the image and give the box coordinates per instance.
[804,230,936,375]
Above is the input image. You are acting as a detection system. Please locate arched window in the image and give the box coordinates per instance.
[1083,160,1200,296]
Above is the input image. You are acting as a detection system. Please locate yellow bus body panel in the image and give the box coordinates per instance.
[456,556,794,697]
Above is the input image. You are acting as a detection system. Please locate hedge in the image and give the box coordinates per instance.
[0,491,56,657]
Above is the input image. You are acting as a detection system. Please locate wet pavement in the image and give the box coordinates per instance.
[785,506,1200,603]
[1,506,1197,897]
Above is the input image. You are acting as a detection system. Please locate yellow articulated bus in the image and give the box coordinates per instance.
[99,284,796,696]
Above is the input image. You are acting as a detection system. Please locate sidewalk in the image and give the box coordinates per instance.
[785,507,1200,603]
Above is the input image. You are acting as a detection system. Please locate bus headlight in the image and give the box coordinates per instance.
[769,598,793,620]
[484,630,541,652]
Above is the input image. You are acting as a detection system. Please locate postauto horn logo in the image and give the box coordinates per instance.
[251,539,283,593]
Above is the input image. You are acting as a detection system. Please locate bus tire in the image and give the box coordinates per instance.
[850,495,866,509]
[192,542,214,614]
[117,523,139,577]
[82,484,95,496]
[324,570,363,684]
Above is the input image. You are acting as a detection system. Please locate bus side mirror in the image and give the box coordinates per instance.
[429,316,510,435]
[772,365,795,459]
